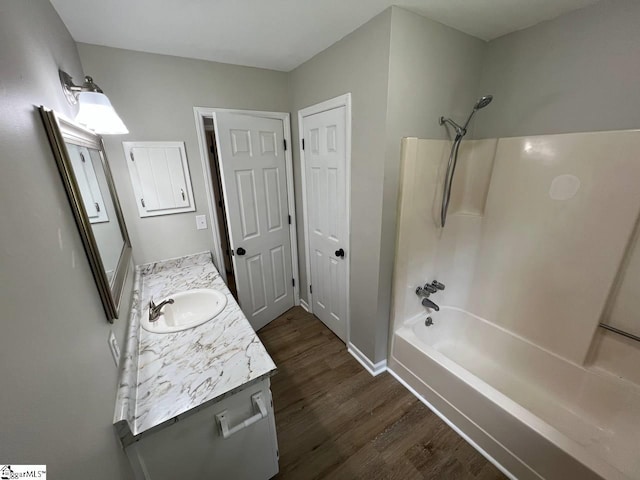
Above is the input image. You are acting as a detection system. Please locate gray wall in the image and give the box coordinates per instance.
[77,44,290,265]
[477,0,640,139]
[0,1,133,478]
[378,7,486,360]
[288,7,486,362]
[289,9,392,361]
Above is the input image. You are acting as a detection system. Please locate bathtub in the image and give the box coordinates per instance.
[390,307,640,480]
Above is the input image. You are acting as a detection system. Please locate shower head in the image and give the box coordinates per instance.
[474,95,493,110]
[439,94,494,137]
[462,94,493,131]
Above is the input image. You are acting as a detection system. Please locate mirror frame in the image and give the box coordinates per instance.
[40,106,132,322]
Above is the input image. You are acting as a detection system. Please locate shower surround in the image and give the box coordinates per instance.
[388,131,640,480]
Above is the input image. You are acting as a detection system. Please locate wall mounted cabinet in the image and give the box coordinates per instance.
[123,141,195,217]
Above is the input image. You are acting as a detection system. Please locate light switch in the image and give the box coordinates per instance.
[108,331,120,367]
[196,215,207,230]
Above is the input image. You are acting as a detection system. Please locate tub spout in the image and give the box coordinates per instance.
[421,297,440,311]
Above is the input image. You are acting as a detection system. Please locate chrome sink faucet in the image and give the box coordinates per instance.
[149,298,174,322]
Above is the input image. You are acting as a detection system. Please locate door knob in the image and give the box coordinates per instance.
[335,248,345,258]
[236,247,246,256]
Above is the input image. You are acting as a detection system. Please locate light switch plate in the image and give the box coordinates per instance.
[108,331,121,367]
[196,215,207,230]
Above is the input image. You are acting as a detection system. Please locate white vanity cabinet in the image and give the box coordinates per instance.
[126,378,279,480]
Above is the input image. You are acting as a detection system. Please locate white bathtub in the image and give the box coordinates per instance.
[391,307,640,480]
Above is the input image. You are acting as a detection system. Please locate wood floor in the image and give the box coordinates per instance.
[258,307,506,480]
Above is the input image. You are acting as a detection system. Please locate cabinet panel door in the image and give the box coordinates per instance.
[123,141,196,217]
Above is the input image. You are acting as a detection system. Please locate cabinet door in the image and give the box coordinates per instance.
[128,379,279,480]
[123,141,195,217]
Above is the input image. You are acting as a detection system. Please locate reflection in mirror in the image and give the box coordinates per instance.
[40,107,132,322]
[67,146,125,283]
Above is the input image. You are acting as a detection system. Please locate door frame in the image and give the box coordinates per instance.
[298,93,352,343]
[193,107,300,305]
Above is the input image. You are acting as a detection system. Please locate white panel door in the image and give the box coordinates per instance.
[216,113,294,331]
[303,107,348,341]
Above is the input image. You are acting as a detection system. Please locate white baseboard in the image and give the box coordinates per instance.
[386,367,517,480]
[299,299,310,313]
[347,342,387,376]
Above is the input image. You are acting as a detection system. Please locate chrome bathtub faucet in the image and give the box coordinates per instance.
[149,298,174,322]
[421,297,440,311]
[416,280,445,311]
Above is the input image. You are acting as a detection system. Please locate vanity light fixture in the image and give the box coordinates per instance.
[59,70,129,135]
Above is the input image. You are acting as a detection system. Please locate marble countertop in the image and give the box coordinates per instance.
[114,252,277,440]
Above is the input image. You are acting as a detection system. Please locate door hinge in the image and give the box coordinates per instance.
[302,138,305,150]
[231,249,234,256]
[210,145,215,155]
[130,151,135,162]
[95,202,100,212]
[310,284,313,294]
[292,278,295,287]
[283,139,287,151]
[140,198,145,208]
[288,214,291,225]
[80,152,86,163]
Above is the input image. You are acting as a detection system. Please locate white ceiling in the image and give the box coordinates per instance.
[51,0,598,72]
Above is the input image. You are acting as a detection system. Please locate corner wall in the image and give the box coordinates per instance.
[288,9,393,360]
[380,7,486,361]
[288,7,487,363]
[476,0,640,139]
[0,1,133,478]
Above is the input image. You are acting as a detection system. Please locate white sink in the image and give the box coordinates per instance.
[141,289,228,334]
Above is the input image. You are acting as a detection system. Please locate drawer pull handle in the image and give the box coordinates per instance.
[215,392,268,439]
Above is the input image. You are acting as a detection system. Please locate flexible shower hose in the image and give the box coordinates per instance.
[440,134,463,227]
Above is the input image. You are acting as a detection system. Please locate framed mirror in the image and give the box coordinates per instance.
[40,106,132,322]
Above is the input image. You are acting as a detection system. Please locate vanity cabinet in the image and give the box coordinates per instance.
[125,378,279,480]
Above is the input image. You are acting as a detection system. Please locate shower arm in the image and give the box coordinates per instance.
[439,116,465,136]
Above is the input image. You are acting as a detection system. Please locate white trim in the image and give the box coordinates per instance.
[387,367,517,480]
[299,299,310,313]
[193,108,226,281]
[193,106,300,305]
[298,93,352,342]
[348,342,387,376]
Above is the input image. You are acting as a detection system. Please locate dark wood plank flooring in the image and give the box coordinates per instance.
[258,307,506,480]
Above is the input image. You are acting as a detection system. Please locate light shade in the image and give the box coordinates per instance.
[75,92,129,135]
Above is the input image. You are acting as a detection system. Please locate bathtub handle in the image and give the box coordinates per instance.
[423,284,438,294]
[416,286,431,297]
[432,280,445,291]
